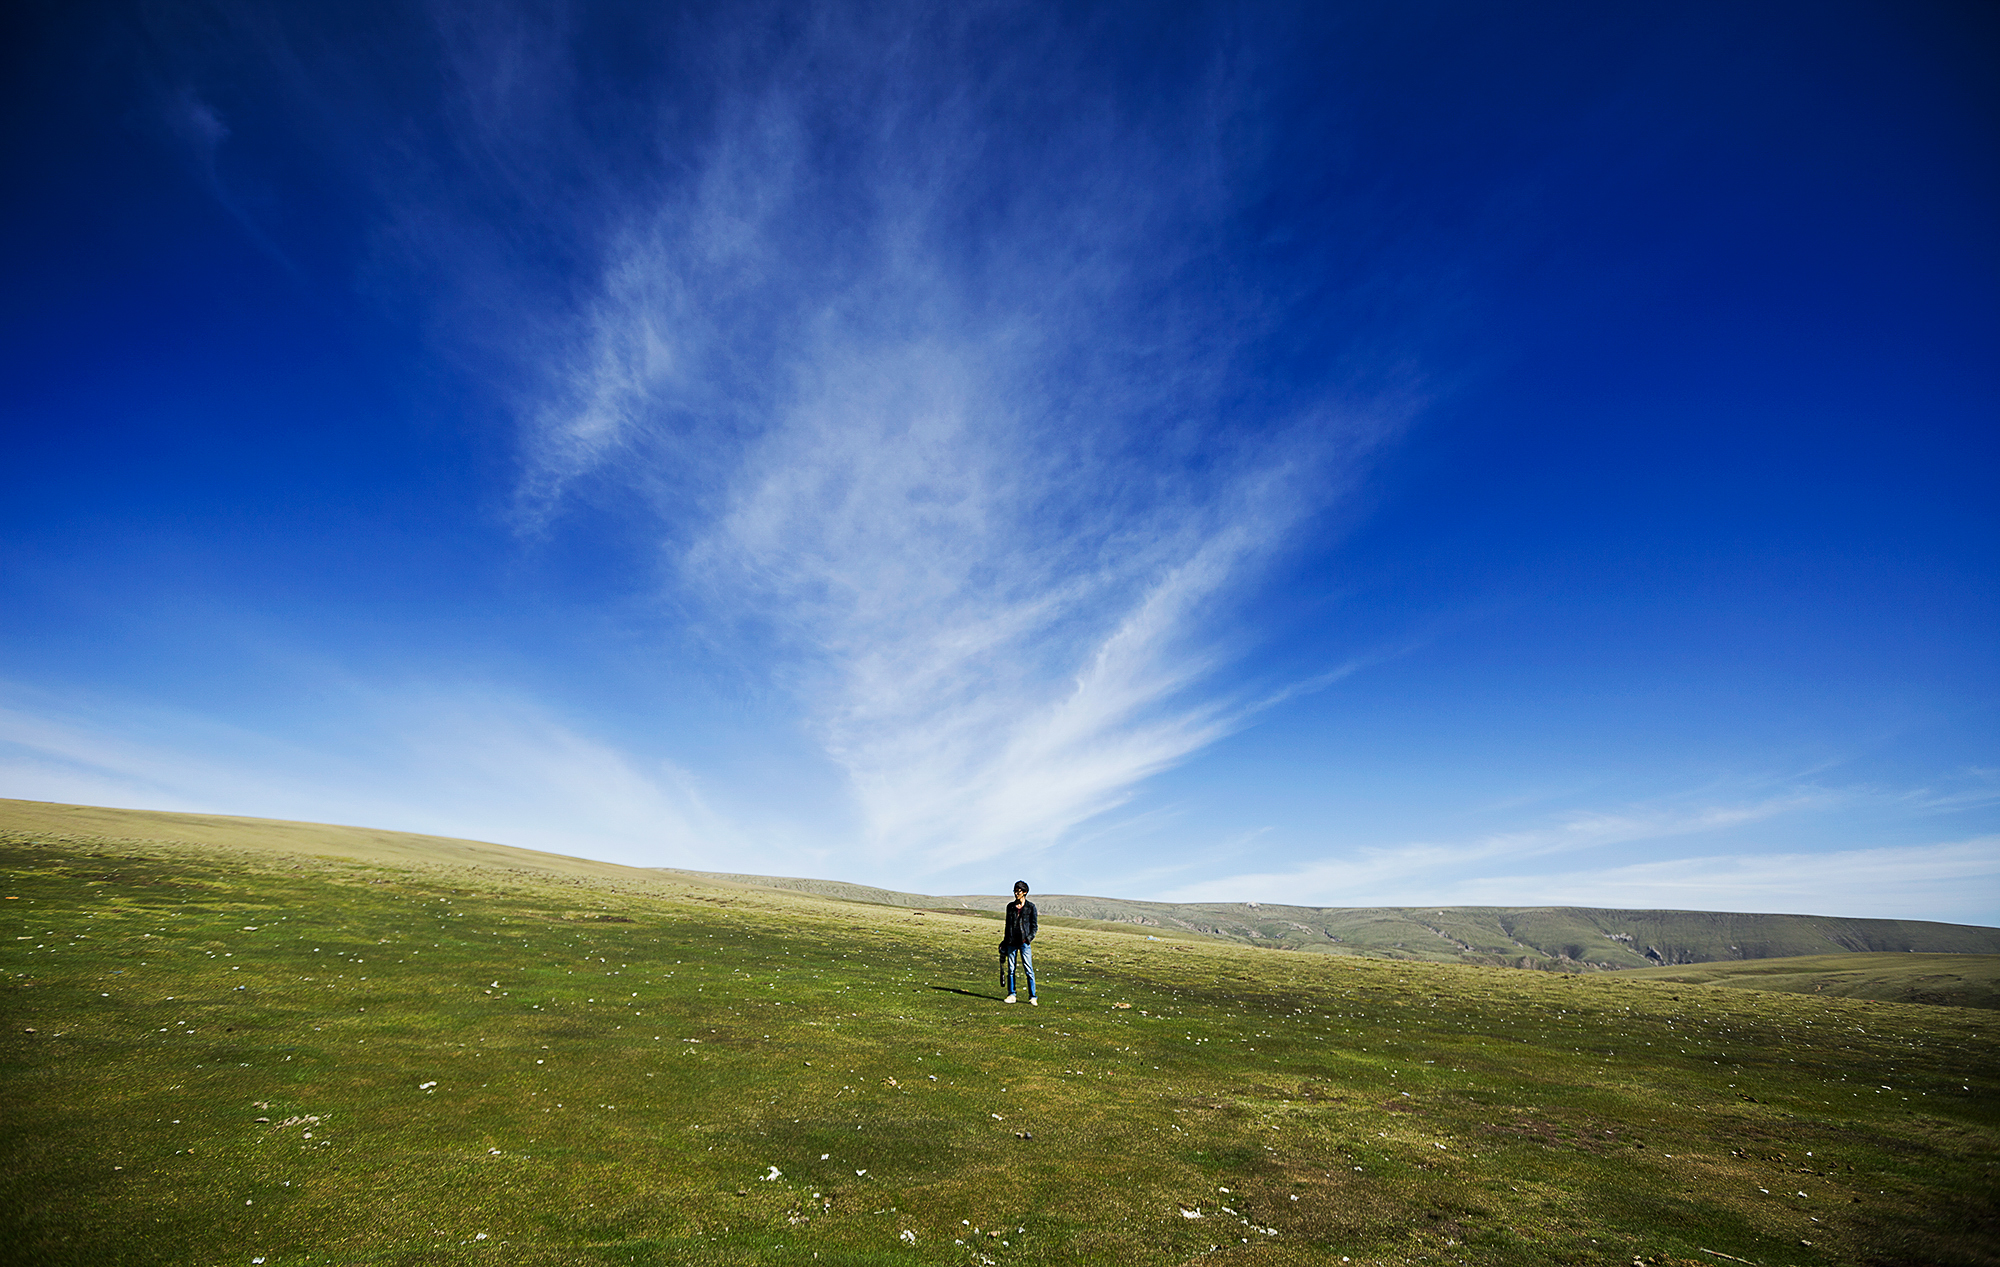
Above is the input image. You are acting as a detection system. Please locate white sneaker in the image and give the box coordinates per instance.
[1004,994,1017,1004]
[1029,997,1038,1005]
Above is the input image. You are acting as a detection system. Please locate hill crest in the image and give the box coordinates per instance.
[4,797,1994,971]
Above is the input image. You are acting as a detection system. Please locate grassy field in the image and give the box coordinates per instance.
[3,821,1998,1266]
[1621,953,2000,1011]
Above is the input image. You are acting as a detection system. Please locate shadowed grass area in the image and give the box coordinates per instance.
[3,828,1997,1266]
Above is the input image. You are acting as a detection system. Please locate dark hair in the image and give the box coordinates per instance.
[1013,880,1030,894]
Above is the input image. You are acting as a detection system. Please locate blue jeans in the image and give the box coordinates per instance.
[1003,943,1035,998]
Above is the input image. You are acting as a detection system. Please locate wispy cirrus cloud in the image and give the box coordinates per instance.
[1449,838,2000,922]
[1163,791,1845,906]
[0,687,722,867]
[502,14,1419,872]
[1164,770,1999,922]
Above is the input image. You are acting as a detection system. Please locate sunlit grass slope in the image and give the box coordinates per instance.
[0,799,652,881]
[2,818,1998,1266]
[1622,953,2000,1010]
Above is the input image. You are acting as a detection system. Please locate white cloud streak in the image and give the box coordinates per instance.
[1163,794,1842,905]
[0,691,720,868]
[504,21,1413,873]
[1165,788,1999,923]
[1449,839,2000,924]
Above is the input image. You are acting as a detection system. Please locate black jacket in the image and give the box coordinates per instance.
[1001,899,1038,952]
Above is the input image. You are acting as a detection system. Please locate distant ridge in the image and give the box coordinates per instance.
[3,798,1994,972]
[671,870,2000,971]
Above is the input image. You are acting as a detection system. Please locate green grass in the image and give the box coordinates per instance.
[1620,953,2000,1010]
[3,827,1998,1267]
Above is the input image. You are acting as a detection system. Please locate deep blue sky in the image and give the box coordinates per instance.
[3,1,1995,920]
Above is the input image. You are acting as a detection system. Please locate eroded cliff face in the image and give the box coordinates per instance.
[1643,945,1709,966]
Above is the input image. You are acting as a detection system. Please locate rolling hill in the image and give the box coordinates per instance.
[6,799,1995,975]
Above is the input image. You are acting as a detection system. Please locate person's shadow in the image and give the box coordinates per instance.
[930,985,1006,1001]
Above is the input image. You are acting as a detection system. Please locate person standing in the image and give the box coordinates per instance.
[1001,880,1038,1004]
